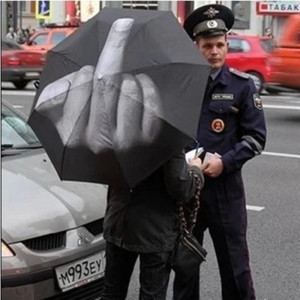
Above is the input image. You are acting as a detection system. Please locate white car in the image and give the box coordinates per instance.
[2,100,107,299]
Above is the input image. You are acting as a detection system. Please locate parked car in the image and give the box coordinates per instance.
[1,39,45,89]
[265,14,300,93]
[226,35,275,93]
[23,25,77,53]
[2,100,107,299]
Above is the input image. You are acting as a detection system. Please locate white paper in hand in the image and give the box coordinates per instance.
[185,147,204,162]
[203,152,221,163]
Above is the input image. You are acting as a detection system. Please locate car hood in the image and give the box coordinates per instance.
[2,149,108,244]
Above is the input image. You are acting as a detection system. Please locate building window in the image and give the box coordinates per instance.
[232,1,250,30]
[123,1,158,10]
[20,1,26,11]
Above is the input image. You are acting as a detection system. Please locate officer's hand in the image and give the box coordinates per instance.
[188,157,202,169]
[201,155,223,178]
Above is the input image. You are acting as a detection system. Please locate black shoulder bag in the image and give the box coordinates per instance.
[172,172,207,279]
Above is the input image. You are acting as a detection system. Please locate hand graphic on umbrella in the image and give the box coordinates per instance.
[36,18,162,150]
[29,8,210,187]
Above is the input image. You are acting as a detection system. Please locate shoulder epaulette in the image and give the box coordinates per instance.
[228,67,250,79]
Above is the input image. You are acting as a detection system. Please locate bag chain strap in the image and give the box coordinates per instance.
[177,171,201,234]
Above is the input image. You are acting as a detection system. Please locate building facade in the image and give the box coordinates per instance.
[2,1,299,38]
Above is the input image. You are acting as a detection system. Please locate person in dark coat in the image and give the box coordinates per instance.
[173,4,267,300]
[101,150,204,300]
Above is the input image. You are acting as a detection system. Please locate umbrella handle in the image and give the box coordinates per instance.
[95,18,134,80]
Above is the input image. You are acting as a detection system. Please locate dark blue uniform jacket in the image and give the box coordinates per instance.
[198,64,266,173]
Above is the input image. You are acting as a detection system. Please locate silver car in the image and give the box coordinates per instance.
[2,100,107,299]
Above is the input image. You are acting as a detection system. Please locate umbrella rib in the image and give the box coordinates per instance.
[100,61,206,119]
[49,50,82,68]
[128,62,203,77]
[123,11,187,65]
[95,11,171,59]
[125,11,170,44]
[101,62,202,140]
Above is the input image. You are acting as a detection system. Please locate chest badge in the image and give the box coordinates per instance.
[212,94,234,100]
[211,119,225,133]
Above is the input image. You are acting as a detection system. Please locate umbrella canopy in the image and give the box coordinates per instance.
[28,8,210,188]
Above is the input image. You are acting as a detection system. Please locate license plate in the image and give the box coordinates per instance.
[55,251,106,292]
[25,72,39,77]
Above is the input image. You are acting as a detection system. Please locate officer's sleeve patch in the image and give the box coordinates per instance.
[253,94,263,110]
[229,68,250,79]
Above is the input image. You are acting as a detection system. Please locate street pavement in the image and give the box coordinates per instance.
[2,82,300,299]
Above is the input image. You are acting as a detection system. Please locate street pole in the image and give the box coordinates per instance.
[12,1,17,30]
[1,1,7,36]
[19,1,22,29]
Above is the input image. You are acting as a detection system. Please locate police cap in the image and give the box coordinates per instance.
[184,4,234,40]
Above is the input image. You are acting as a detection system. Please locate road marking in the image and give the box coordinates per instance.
[246,151,299,213]
[263,104,300,110]
[246,205,265,211]
[1,90,36,96]
[12,105,24,109]
[262,151,300,159]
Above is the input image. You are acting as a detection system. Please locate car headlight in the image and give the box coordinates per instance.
[2,240,15,257]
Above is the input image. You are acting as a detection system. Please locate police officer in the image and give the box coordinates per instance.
[173,4,266,300]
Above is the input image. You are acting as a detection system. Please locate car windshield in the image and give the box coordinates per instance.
[31,33,48,45]
[51,32,67,46]
[2,104,41,149]
[260,39,275,53]
[228,38,250,53]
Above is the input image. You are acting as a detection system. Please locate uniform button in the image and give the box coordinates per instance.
[129,189,133,193]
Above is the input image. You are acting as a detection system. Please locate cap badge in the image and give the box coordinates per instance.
[211,119,225,133]
[203,7,220,18]
[207,20,218,29]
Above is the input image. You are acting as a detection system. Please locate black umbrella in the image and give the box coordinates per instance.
[28,8,210,188]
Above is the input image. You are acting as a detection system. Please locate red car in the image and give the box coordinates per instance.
[1,39,45,89]
[226,35,275,94]
[266,14,300,93]
[23,26,77,53]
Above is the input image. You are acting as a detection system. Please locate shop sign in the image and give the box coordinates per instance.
[256,1,300,15]
[81,0,100,22]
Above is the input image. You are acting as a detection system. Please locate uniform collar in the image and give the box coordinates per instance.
[215,65,231,86]
[206,65,230,93]
[210,68,221,81]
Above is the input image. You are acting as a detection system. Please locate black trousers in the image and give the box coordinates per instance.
[101,242,173,300]
[173,175,256,300]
